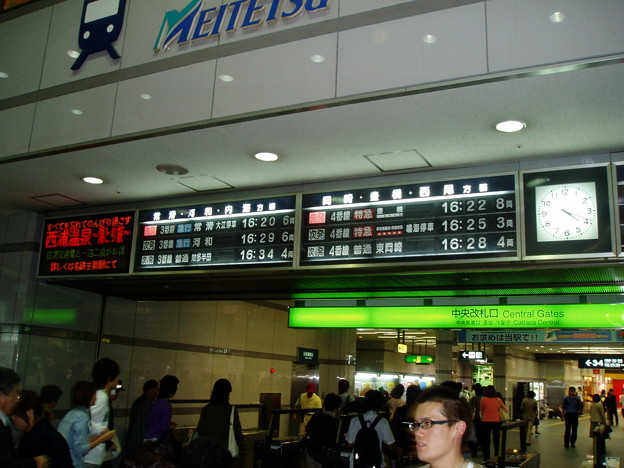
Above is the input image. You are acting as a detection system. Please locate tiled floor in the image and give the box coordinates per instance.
[471,415,624,467]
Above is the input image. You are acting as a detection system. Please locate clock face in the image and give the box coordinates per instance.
[535,182,599,242]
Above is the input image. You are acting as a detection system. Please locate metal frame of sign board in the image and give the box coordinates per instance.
[521,162,616,261]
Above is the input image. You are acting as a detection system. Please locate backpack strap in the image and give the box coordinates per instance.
[370,415,382,430]
[358,414,367,428]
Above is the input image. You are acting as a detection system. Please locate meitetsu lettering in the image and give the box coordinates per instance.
[154,0,330,51]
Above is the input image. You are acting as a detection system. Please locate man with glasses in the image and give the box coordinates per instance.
[410,385,484,468]
[0,367,48,468]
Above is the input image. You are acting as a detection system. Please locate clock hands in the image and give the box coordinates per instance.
[560,208,593,223]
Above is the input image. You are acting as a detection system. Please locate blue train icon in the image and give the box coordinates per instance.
[71,0,127,71]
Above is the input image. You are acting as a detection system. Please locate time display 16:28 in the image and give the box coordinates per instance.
[300,174,518,265]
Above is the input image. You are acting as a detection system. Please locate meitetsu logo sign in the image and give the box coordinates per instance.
[154,0,330,51]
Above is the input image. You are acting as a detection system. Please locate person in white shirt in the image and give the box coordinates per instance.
[412,385,484,468]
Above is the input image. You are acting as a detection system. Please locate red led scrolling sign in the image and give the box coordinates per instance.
[38,212,135,276]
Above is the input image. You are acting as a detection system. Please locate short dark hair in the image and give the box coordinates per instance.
[13,390,44,425]
[323,393,341,411]
[416,386,473,442]
[338,379,350,394]
[71,381,96,408]
[391,384,405,398]
[405,385,421,405]
[0,367,20,396]
[364,390,385,412]
[593,394,601,403]
[527,391,536,399]
[143,380,159,393]
[210,379,232,404]
[569,386,576,393]
[41,384,63,404]
[484,385,496,398]
[92,358,120,389]
[158,375,180,399]
[180,437,232,468]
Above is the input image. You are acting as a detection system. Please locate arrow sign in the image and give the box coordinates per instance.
[578,356,624,369]
[405,355,434,364]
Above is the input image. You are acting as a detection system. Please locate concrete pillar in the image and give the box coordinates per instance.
[435,329,455,383]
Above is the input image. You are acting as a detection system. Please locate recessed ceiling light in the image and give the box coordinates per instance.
[140,93,152,100]
[495,120,526,133]
[0,72,8,79]
[218,74,234,82]
[310,54,326,63]
[83,176,104,184]
[254,152,279,162]
[423,34,437,44]
[71,109,83,115]
[67,50,80,58]
[550,11,565,23]
[156,164,189,175]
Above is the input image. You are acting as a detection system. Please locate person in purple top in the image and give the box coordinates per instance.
[145,375,179,442]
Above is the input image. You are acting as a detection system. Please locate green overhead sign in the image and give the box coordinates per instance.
[288,304,624,329]
[405,355,434,364]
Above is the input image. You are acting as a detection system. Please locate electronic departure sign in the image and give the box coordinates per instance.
[134,196,296,271]
[38,212,134,276]
[578,356,624,370]
[300,175,517,265]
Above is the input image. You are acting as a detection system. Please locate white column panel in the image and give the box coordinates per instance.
[112,61,216,136]
[40,0,126,89]
[30,84,117,152]
[0,7,50,100]
[487,0,624,72]
[337,3,487,97]
[212,35,337,118]
[0,104,36,159]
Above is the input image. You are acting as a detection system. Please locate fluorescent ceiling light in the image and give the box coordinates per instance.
[83,176,104,184]
[550,11,565,23]
[67,50,80,58]
[495,120,526,133]
[140,93,152,100]
[310,54,326,63]
[0,72,8,79]
[254,152,279,162]
[218,74,234,82]
[423,34,437,44]
[71,109,83,115]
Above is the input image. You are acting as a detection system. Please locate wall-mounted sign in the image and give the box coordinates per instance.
[458,329,620,344]
[38,212,134,276]
[405,355,434,364]
[578,356,624,370]
[459,350,486,360]
[297,347,319,364]
[134,196,296,271]
[289,304,624,329]
[522,166,613,257]
[72,0,127,70]
[300,174,517,265]
[397,343,407,354]
[154,0,330,51]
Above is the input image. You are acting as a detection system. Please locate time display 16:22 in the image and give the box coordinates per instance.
[300,174,518,265]
[134,196,296,271]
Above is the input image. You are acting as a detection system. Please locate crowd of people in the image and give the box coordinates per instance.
[2,364,621,468]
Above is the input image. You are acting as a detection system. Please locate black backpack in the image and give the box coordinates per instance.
[353,414,383,468]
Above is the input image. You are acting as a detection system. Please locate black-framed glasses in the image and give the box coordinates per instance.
[404,419,458,431]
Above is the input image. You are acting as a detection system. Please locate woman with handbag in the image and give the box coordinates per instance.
[479,385,508,461]
[196,379,243,466]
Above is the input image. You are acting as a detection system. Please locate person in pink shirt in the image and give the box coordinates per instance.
[479,385,508,461]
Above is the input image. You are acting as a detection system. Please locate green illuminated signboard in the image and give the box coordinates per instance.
[405,355,434,364]
[288,304,624,329]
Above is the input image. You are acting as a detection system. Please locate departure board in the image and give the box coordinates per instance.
[134,196,296,271]
[300,175,517,265]
[617,164,624,255]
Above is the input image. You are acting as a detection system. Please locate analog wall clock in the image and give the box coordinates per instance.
[535,182,598,242]
[523,166,613,258]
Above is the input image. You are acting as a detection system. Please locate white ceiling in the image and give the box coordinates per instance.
[1,60,623,215]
